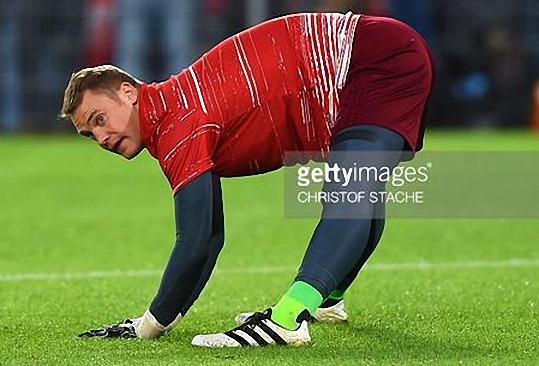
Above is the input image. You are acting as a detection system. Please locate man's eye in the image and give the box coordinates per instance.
[96,115,105,126]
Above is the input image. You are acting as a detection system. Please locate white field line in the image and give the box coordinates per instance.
[0,258,538,283]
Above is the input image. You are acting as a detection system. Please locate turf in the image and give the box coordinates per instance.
[0,130,538,365]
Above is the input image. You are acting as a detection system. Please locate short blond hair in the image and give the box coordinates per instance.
[61,65,141,122]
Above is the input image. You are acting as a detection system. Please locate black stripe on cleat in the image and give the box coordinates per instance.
[256,322,287,345]
[241,326,269,346]
[224,330,250,347]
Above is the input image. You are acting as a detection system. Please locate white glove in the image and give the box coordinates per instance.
[132,310,182,339]
[78,310,182,339]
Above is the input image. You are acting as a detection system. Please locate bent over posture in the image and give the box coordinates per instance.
[62,12,434,347]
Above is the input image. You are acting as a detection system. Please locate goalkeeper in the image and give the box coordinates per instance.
[62,12,434,347]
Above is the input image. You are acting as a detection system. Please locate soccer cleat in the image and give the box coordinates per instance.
[235,300,348,325]
[314,300,348,322]
[191,309,311,348]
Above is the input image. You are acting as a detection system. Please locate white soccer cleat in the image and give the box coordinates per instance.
[313,300,348,322]
[192,309,311,348]
[235,300,348,325]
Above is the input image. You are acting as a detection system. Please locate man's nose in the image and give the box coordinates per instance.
[93,128,109,149]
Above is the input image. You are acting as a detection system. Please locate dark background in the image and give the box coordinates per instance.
[1,0,538,132]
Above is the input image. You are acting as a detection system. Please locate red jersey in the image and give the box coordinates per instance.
[139,12,360,192]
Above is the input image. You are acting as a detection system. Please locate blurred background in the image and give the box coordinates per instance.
[1,0,539,133]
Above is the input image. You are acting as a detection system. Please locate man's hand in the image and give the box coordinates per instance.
[78,319,137,339]
[78,310,179,339]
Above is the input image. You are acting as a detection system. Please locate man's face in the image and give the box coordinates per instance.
[72,83,144,159]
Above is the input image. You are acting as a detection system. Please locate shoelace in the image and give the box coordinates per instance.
[240,308,311,329]
[237,310,270,330]
[225,309,289,346]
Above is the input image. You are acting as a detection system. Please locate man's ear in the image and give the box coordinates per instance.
[120,82,139,105]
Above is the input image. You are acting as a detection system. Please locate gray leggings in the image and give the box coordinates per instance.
[295,125,405,298]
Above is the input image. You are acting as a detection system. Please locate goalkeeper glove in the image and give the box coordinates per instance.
[78,310,182,339]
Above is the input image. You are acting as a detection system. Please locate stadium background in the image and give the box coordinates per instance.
[1,1,538,365]
[1,0,539,132]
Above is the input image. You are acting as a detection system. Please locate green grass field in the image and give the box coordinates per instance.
[1,131,538,365]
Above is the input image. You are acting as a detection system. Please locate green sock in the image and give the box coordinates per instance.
[320,289,345,307]
[271,281,324,330]
[328,289,345,301]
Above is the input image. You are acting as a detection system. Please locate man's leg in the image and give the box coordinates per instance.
[190,126,406,347]
[271,125,404,330]
[234,210,384,324]
[322,203,385,307]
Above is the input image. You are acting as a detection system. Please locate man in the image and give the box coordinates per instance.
[62,12,434,347]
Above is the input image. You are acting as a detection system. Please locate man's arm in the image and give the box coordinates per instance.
[149,171,224,327]
[79,171,224,339]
